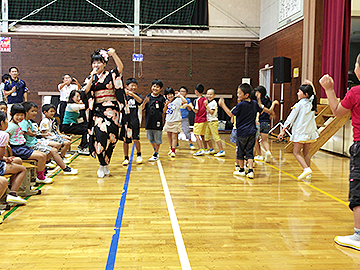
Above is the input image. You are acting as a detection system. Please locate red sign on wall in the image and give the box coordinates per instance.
[0,37,11,52]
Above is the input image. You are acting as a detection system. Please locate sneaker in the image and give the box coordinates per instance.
[170,152,176,157]
[167,149,172,156]
[63,158,71,164]
[136,156,143,164]
[214,150,225,157]
[208,148,216,154]
[254,155,263,161]
[264,151,272,162]
[63,167,78,175]
[78,148,90,155]
[6,194,27,205]
[193,149,205,156]
[298,168,312,180]
[122,159,129,166]
[97,165,105,178]
[244,165,249,173]
[190,143,196,150]
[235,165,240,171]
[36,177,54,184]
[246,171,254,179]
[204,149,210,155]
[64,153,71,158]
[233,170,246,176]
[334,235,360,251]
[104,165,110,176]
[0,214,3,224]
[148,155,159,162]
[46,161,57,169]
[305,174,312,180]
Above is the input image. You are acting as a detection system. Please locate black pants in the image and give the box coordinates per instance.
[57,101,67,124]
[61,122,88,149]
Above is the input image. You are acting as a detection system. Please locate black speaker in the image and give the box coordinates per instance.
[273,57,291,83]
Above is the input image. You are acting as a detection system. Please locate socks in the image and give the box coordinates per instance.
[137,152,141,156]
[153,152,158,157]
[36,169,45,180]
[248,169,254,173]
[8,191,17,197]
[125,156,129,160]
[171,148,175,153]
[239,168,245,172]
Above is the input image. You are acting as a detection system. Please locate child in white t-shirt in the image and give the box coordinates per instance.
[163,87,187,157]
[204,89,225,157]
[40,104,71,160]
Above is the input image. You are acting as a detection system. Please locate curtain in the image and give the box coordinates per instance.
[321,0,351,98]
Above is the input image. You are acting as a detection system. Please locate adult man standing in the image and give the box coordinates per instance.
[4,67,28,104]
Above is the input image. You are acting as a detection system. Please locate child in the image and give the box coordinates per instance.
[20,102,78,175]
[277,81,318,180]
[40,104,72,162]
[204,88,225,157]
[254,86,279,162]
[163,87,187,157]
[179,86,195,150]
[219,83,273,179]
[188,83,207,156]
[5,104,53,183]
[0,110,27,205]
[0,101,7,114]
[61,90,89,155]
[121,78,143,166]
[320,54,360,251]
[142,79,165,161]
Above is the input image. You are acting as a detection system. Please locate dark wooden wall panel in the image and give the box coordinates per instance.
[259,20,303,125]
[0,34,259,122]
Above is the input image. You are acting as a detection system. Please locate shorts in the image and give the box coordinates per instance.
[349,141,360,210]
[205,121,220,142]
[49,135,68,145]
[0,161,6,176]
[260,121,271,134]
[163,121,182,133]
[193,122,207,136]
[236,134,256,160]
[30,140,52,154]
[230,129,237,144]
[10,144,34,160]
[146,129,163,145]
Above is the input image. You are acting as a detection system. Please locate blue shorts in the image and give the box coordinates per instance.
[0,161,6,176]
[10,144,34,160]
[230,129,237,144]
[260,122,271,134]
[146,130,162,145]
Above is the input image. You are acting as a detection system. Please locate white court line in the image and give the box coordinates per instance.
[157,160,192,270]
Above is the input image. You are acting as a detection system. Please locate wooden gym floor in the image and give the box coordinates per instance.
[0,130,359,270]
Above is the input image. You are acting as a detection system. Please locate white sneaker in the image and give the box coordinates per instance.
[233,170,246,176]
[148,155,159,162]
[335,235,360,251]
[97,165,105,178]
[136,156,143,164]
[122,159,129,166]
[170,152,176,157]
[63,158,71,164]
[254,155,263,161]
[235,165,240,171]
[298,168,312,180]
[208,148,216,154]
[190,144,196,150]
[46,161,57,169]
[264,151,272,163]
[214,150,225,157]
[63,167,78,175]
[305,174,312,180]
[193,149,205,156]
[6,194,27,205]
[168,149,172,156]
[104,165,110,176]
[78,148,90,155]
[36,177,54,184]
[64,153,71,158]
[246,171,254,179]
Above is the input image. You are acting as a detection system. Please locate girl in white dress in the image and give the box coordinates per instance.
[278,81,319,180]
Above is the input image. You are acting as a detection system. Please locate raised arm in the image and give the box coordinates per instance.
[107,48,124,74]
[319,74,350,117]
[218,98,233,118]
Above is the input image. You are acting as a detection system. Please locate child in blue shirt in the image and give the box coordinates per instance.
[219,83,273,179]
[179,86,195,150]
